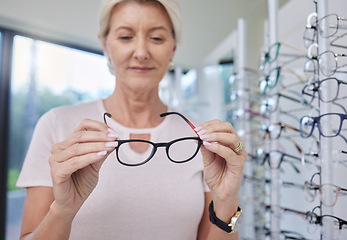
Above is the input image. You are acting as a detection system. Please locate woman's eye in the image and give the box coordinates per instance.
[152,37,163,42]
[119,36,132,40]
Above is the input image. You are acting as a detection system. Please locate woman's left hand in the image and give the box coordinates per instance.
[195,119,247,215]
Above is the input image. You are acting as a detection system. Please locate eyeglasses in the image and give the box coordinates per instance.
[263,227,313,240]
[306,12,347,38]
[260,122,303,140]
[301,77,347,104]
[305,50,347,77]
[303,149,347,171]
[304,180,347,207]
[259,66,307,95]
[300,113,347,138]
[243,175,305,191]
[259,41,306,71]
[256,148,302,174]
[304,172,347,207]
[260,93,305,115]
[103,112,202,166]
[306,207,347,239]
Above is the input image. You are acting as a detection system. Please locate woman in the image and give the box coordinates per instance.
[17,0,247,239]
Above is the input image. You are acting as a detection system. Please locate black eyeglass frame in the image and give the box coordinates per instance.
[103,112,203,166]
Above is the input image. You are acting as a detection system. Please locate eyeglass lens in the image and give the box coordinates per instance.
[116,138,201,166]
[319,14,340,38]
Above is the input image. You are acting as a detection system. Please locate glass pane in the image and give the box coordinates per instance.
[6,35,114,240]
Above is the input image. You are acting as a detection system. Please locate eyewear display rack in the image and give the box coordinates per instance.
[315,1,333,239]
[234,0,347,240]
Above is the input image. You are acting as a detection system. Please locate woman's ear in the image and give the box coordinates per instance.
[172,44,177,54]
[169,44,177,61]
[98,33,109,59]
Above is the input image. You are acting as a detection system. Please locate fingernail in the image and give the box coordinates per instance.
[105,141,118,148]
[197,129,208,136]
[199,134,211,140]
[194,126,203,132]
[96,150,107,156]
[108,132,119,138]
[108,128,116,133]
[203,141,211,146]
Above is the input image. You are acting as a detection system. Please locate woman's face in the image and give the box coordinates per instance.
[102,1,177,92]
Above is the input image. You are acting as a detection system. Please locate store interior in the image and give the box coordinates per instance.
[1,0,347,239]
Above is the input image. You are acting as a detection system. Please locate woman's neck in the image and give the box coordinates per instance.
[103,86,167,128]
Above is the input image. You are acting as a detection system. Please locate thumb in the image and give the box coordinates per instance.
[200,143,215,167]
[93,149,114,171]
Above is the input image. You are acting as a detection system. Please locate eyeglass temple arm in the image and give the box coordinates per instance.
[160,112,198,134]
[103,112,112,126]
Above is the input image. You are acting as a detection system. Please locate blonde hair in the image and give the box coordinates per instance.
[98,0,181,43]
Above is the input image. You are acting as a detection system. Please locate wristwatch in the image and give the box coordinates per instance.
[208,201,243,234]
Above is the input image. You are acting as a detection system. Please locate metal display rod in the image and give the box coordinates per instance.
[236,18,256,240]
[316,0,334,239]
[267,0,281,239]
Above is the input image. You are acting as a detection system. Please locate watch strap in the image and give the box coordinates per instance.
[208,200,241,234]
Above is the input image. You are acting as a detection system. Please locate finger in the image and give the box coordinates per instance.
[53,141,117,163]
[72,118,110,134]
[52,129,119,154]
[199,132,240,150]
[50,151,109,179]
[196,120,237,135]
[195,121,245,155]
[203,141,247,166]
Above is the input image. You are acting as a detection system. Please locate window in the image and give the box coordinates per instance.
[6,34,114,240]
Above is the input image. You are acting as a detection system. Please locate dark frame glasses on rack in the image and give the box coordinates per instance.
[259,41,306,71]
[301,77,347,104]
[300,113,347,138]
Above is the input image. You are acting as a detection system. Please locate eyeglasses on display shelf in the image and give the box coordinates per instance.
[301,77,347,104]
[103,112,202,166]
[255,148,305,174]
[258,41,307,72]
[259,66,307,95]
[300,113,347,138]
[305,12,347,38]
[303,149,347,171]
[305,49,347,77]
[263,226,314,240]
[304,172,347,207]
[306,206,347,240]
[304,181,347,207]
[260,122,305,140]
[243,175,305,192]
[260,92,308,115]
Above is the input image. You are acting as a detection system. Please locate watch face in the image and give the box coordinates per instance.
[230,210,243,232]
[232,214,242,232]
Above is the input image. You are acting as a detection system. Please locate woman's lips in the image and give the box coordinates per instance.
[129,66,154,73]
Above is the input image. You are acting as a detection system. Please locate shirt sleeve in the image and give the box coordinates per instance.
[16,110,57,188]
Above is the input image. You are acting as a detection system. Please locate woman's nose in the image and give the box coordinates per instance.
[133,38,149,61]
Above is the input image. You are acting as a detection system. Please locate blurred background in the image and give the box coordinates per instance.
[0,0,346,239]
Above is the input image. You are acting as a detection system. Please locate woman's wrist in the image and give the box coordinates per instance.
[212,197,239,223]
[49,201,76,225]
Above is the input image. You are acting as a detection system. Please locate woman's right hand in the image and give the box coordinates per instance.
[48,119,118,220]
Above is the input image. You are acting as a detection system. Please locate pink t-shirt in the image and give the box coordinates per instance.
[17,100,209,240]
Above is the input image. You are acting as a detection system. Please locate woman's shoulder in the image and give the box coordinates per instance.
[39,100,104,132]
[47,100,102,117]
